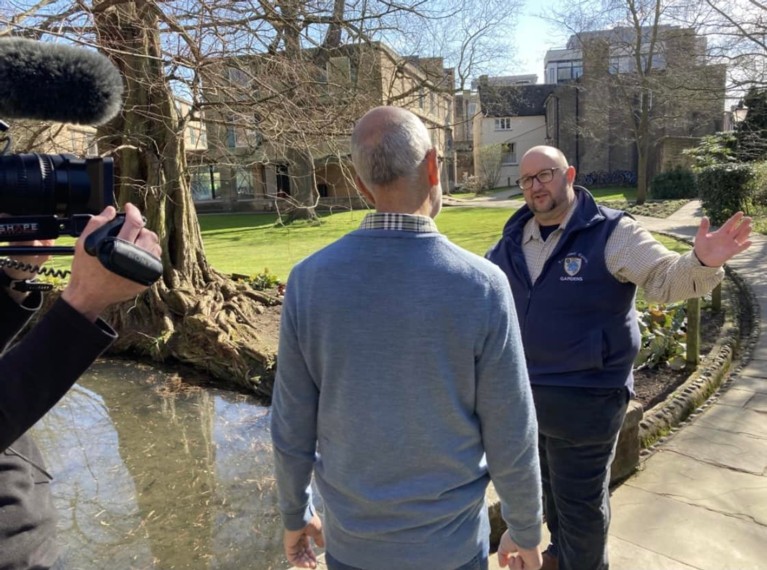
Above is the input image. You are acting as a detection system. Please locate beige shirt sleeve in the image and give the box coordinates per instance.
[605,216,724,304]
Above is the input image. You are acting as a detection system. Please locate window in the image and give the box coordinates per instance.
[190,166,220,201]
[188,125,207,148]
[640,52,666,72]
[234,167,255,198]
[547,66,557,84]
[609,56,632,74]
[276,164,291,195]
[494,117,512,131]
[555,61,583,83]
[225,114,262,148]
[501,142,516,165]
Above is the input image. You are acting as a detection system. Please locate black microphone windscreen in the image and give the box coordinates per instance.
[0,37,123,125]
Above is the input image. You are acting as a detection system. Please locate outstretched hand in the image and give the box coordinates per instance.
[693,211,752,268]
[497,531,542,570]
[284,514,324,568]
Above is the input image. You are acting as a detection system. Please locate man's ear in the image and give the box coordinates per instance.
[426,148,440,186]
[565,165,577,185]
[355,175,375,206]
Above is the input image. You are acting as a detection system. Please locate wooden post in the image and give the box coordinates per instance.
[712,282,722,312]
[687,296,701,367]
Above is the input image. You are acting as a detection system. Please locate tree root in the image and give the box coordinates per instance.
[43,276,282,401]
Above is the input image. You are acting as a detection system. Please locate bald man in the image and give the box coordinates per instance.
[271,107,543,570]
[486,145,752,570]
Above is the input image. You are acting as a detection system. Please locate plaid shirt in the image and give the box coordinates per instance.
[520,201,723,304]
[358,212,438,233]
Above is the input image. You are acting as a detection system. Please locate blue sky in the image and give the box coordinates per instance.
[506,1,570,81]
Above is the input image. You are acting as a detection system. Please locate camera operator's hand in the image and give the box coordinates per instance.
[61,203,161,322]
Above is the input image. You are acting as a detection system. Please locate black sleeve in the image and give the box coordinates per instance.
[0,289,42,350]
[0,297,116,452]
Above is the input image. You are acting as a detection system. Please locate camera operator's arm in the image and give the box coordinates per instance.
[0,204,161,451]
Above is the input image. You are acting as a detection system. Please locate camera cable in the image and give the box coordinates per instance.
[0,258,70,292]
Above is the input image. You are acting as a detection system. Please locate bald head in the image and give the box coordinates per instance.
[351,106,433,189]
[520,145,569,171]
[517,145,577,226]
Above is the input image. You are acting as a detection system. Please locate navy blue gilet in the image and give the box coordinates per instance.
[487,187,640,392]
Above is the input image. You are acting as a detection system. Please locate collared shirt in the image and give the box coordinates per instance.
[358,212,439,233]
[521,200,724,304]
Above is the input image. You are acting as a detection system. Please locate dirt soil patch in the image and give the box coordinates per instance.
[632,306,724,410]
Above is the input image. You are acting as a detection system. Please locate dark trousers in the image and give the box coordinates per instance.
[325,549,488,570]
[532,385,629,570]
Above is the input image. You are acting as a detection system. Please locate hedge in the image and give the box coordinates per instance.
[650,168,698,199]
[697,163,754,226]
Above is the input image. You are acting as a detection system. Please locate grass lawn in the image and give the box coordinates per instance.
[198,207,514,280]
[37,201,694,284]
[751,204,767,235]
[449,187,513,200]
[195,206,692,281]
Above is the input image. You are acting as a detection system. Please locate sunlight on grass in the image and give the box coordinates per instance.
[32,202,694,286]
[198,210,368,279]
[196,206,689,282]
[588,186,638,202]
[197,207,514,281]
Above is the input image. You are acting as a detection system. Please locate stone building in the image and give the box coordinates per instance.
[194,42,455,213]
[543,26,725,183]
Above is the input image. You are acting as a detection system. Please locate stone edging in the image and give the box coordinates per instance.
[638,264,759,454]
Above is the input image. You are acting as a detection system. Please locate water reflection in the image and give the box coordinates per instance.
[31,359,289,570]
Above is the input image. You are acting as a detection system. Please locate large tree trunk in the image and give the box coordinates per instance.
[92,1,280,398]
[635,99,651,205]
[284,146,319,221]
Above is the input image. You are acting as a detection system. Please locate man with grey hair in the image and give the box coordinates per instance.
[271,106,543,570]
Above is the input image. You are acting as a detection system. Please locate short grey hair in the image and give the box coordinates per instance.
[351,109,433,187]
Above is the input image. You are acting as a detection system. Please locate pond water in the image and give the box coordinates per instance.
[31,358,299,570]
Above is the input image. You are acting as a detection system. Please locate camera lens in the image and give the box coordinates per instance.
[0,153,112,216]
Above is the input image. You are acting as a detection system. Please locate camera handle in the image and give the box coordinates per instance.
[0,214,162,287]
[84,214,163,286]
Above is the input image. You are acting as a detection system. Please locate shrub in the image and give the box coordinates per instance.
[683,132,738,170]
[635,301,688,371]
[752,161,767,206]
[458,173,492,195]
[231,268,284,292]
[697,163,755,226]
[649,168,698,199]
[575,170,637,186]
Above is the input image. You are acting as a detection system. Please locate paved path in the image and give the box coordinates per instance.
[600,202,767,570]
[294,199,767,570]
[488,199,767,570]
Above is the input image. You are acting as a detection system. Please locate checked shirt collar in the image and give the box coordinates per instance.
[358,212,438,233]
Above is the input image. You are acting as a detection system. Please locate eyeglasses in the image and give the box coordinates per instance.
[516,168,560,190]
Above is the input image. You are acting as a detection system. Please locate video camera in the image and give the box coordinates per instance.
[0,137,114,252]
[0,37,162,286]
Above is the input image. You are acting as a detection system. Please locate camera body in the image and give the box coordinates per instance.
[0,150,114,242]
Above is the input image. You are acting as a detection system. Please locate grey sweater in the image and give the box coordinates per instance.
[271,225,542,570]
